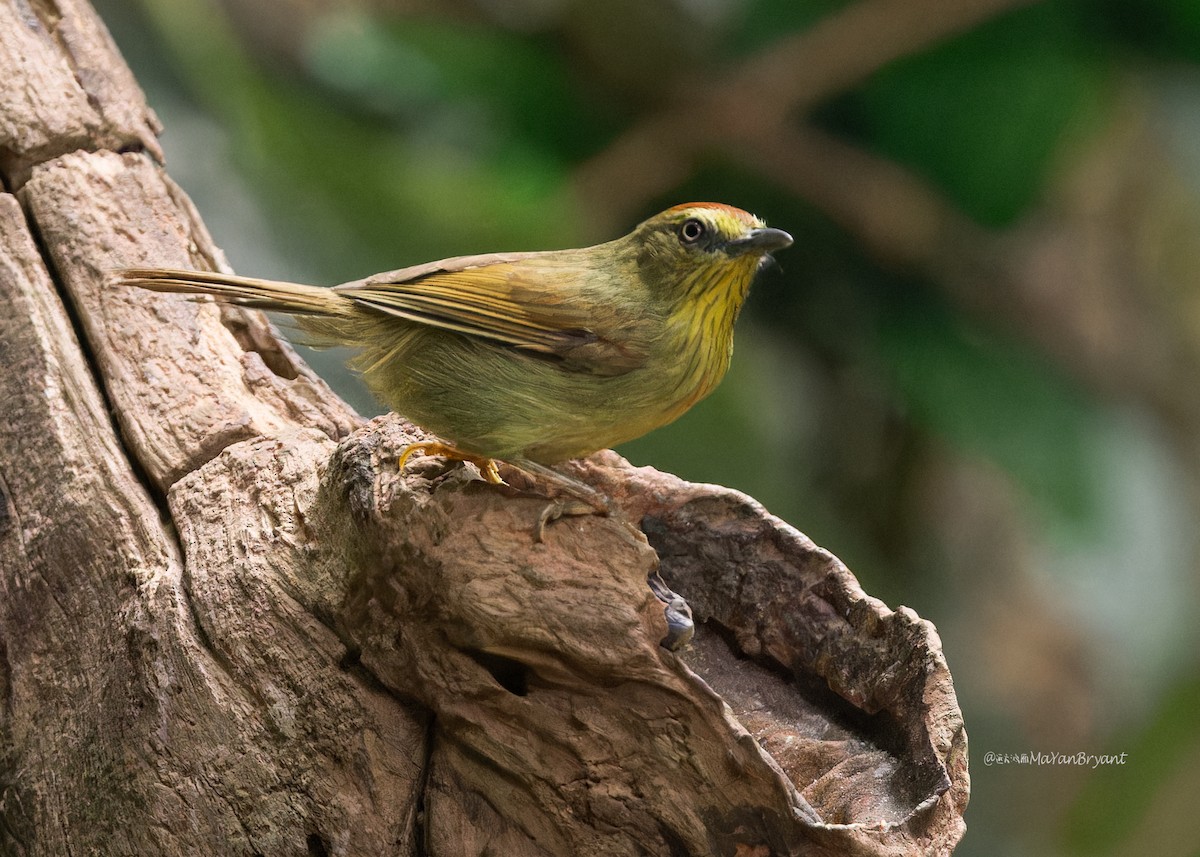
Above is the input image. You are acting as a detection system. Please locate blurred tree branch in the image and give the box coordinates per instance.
[572,0,1041,234]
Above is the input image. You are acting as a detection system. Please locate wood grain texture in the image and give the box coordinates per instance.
[0,0,968,853]
[21,149,360,489]
[0,191,426,855]
[0,0,161,183]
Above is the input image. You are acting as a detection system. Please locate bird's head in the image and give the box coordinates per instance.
[625,203,792,312]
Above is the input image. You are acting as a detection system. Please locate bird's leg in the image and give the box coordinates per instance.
[397,446,609,540]
[397,441,505,484]
[506,458,612,542]
[512,461,693,647]
[508,458,611,512]
[401,449,688,644]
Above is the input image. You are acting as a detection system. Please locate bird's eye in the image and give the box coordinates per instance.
[678,218,707,245]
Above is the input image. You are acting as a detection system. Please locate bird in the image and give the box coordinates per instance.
[115,203,792,510]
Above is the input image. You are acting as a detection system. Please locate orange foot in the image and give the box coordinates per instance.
[397,441,504,484]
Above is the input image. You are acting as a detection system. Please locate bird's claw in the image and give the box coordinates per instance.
[398,441,506,485]
[534,498,607,542]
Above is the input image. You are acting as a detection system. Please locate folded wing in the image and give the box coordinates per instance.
[335,253,651,376]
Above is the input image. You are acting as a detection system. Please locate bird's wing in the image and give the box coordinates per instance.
[334,252,652,375]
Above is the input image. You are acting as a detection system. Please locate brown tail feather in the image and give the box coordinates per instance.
[112,267,353,316]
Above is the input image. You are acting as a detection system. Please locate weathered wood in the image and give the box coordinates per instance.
[0,187,426,855]
[0,0,968,854]
[0,0,161,183]
[22,149,359,489]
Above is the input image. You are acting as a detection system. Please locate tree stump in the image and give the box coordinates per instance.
[0,1,968,854]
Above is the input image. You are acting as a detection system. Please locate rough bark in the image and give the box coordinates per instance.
[0,1,968,855]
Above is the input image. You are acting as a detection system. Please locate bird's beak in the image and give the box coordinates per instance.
[724,227,794,256]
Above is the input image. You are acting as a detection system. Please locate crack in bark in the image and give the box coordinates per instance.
[412,713,436,857]
[0,470,22,553]
[15,187,176,531]
[218,305,302,381]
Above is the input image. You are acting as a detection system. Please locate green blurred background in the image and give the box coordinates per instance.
[92,0,1200,853]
